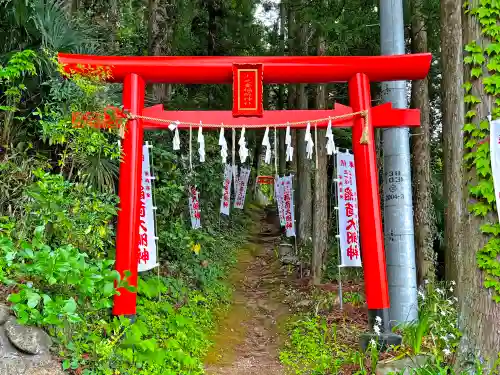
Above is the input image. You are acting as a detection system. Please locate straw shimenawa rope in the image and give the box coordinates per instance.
[125,110,370,145]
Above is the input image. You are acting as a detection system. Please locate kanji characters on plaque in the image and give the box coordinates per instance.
[220,164,233,215]
[232,64,263,117]
[138,144,158,272]
[234,167,251,209]
[189,185,202,229]
[336,151,361,267]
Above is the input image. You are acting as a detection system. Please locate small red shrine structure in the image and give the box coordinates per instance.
[256,176,275,185]
[58,53,431,331]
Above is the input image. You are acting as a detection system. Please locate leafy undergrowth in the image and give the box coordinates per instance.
[279,280,496,375]
[0,51,257,373]
[0,197,252,375]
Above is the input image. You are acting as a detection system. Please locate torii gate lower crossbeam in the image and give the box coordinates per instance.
[59,53,431,336]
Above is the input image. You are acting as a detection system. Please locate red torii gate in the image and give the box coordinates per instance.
[58,53,431,335]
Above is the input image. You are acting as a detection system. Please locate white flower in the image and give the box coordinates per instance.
[375,316,382,325]
[370,338,377,347]
[440,310,446,316]
[448,333,456,339]
[451,281,456,286]
[373,324,381,335]
[453,296,458,302]
[424,279,429,285]
[418,291,426,300]
[443,348,451,356]
[436,288,444,295]
[449,286,454,292]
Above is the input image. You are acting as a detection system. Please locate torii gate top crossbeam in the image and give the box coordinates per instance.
[58,53,431,84]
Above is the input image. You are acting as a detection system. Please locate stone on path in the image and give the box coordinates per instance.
[0,304,11,325]
[5,317,52,355]
[376,355,431,375]
[0,305,63,375]
[280,255,299,265]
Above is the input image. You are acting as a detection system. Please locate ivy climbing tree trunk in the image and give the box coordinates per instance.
[410,0,435,285]
[457,0,500,370]
[312,27,328,285]
[440,0,463,285]
[296,4,312,248]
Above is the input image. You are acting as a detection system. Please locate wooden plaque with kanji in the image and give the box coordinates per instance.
[232,63,263,117]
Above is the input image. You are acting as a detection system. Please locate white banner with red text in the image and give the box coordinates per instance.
[282,175,296,237]
[138,144,159,273]
[220,164,233,215]
[275,176,285,227]
[234,167,251,209]
[189,185,202,229]
[336,151,361,267]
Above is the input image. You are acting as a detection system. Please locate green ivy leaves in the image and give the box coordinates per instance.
[464,0,500,303]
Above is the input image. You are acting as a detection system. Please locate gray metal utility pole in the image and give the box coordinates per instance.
[379,0,419,324]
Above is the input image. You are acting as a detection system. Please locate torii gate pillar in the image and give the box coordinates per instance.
[113,74,145,317]
[349,73,391,334]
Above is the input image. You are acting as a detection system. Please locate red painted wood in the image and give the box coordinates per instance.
[232,63,263,117]
[349,73,390,310]
[141,103,354,129]
[71,103,422,130]
[139,103,420,130]
[113,74,144,316]
[371,103,421,127]
[257,175,274,184]
[58,53,431,84]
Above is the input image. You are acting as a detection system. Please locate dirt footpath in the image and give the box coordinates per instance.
[204,208,288,375]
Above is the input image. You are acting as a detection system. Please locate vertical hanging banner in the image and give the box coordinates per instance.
[232,165,239,195]
[336,151,361,267]
[138,144,158,272]
[220,164,233,216]
[283,175,296,237]
[234,167,251,209]
[188,186,202,229]
[275,176,286,227]
[490,118,500,223]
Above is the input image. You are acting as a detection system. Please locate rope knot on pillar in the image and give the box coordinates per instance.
[360,110,370,145]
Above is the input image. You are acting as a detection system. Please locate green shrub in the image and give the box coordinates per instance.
[280,315,340,374]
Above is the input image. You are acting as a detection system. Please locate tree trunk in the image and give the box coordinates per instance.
[251,130,265,199]
[312,29,328,285]
[296,6,312,248]
[287,1,297,175]
[148,0,173,104]
[70,0,79,14]
[410,0,435,285]
[109,0,119,52]
[441,0,463,285]
[278,0,286,175]
[456,0,500,370]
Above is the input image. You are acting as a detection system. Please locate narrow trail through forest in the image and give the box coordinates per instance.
[204,207,289,375]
